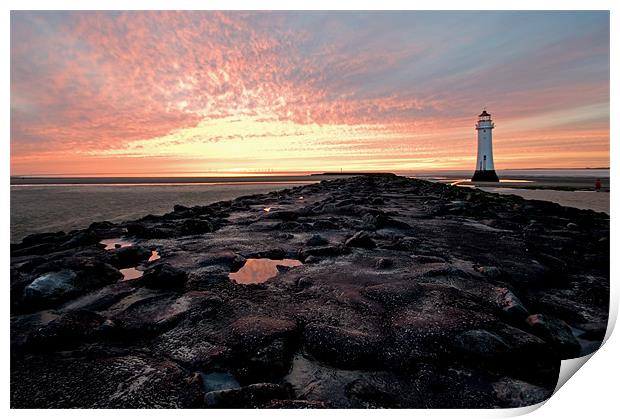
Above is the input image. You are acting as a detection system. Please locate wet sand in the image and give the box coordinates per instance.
[425,172,610,215]
[479,188,609,215]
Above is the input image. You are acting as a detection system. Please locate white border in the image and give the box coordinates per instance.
[3,1,616,418]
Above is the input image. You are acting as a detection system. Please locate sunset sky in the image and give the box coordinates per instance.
[11,11,609,176]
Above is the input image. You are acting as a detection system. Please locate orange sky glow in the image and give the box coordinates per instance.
[11,11,609,176]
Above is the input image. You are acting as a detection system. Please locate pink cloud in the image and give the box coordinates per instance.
[10,11,609,174]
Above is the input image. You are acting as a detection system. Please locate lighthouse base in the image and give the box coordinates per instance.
[471,170,499,182]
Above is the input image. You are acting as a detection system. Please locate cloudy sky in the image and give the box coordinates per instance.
[11,11,609,176]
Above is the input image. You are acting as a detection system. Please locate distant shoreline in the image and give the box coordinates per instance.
[10,168,610,186]
[10,174,340,186]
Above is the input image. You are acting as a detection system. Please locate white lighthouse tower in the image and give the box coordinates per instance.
[471,109,499,182]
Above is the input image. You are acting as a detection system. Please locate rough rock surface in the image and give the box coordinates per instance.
[10,175,609,408]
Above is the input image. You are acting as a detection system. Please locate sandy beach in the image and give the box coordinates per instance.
[417,169,610,215]
[480,188,609,215]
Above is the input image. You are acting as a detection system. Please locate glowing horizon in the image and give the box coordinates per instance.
[11,11,609,176]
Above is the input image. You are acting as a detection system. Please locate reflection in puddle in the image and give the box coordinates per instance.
[229,258,303,284]
[100,238,133,250]
[148,250,161,262]
[570,326,602,356]
[201,371,240,392]
[450,178,534,187]
[120,267,143,281]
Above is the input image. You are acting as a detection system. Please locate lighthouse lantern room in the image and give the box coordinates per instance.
[471,109,500,182]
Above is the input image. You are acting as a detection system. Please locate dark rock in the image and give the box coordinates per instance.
[276,264,294,273]
[409,255,443,264]
[180,219,214,235]
[138,263,188,289]
[495,287,529,319]
[22,270,79,305]
[362,281,420,308]
[360,213,379,230]
[60,284,134,312]
[11,242,61,257]
[345,377,403,408]
[335,199,354,207]
[112,294,196,337]
[236,337,295,381]
[303,323,382,369]
[11,354,203,408]
[19,231,66,247]
[96,319,118,336]
[264,399,329,408]
[173,204,190,212]
[229,316,298,350]
[26,310,106,350]
[526,314,581,358]
[266,210,299,221]
[306,234,329,246]
[375,258,393,269]
[475,265,505,280]
[60,231,100,248]
[535,253,568,273]
[452,329,510,358]
[303,255,320,264]
[110,245,152,268]
[9,174,608,408]
[186,271,230,290]
[87,221,126,238]
[492,378,552,407]
[313,219,339,229]
[299,245,343,260]
[201,251,246,270]
[172,343,231,370]
[21,258,122,309]
[386,236,417,251]
[125,222,175,239]
[276,232,294,240]
[344,231,376,249]
[296,277,313,288]
[248,248,287,260]
[388,300,493,366]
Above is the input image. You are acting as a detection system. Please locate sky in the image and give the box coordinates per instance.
[10,11,609,176]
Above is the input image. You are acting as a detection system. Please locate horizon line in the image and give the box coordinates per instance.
[10,167,611,179]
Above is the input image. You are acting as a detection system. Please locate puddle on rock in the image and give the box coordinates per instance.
[201,372,240,392]
[148,250,161,262]
[101,240,161,281]
[100,238,133,250]
[570,326,602,356]
[229,258,303,284]
[120,267,143,281]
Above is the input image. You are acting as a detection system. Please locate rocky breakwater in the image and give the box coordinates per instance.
[10,174,609,408]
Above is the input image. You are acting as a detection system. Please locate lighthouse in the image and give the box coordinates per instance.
[471,109,500,182]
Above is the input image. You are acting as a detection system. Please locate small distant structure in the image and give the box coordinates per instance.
[471,109,500,182]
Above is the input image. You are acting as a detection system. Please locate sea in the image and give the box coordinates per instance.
[10,169,609,243]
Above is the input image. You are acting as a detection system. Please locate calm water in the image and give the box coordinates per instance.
[399,168,610,180]
[10,182,312,242]
[229,258,303,284]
